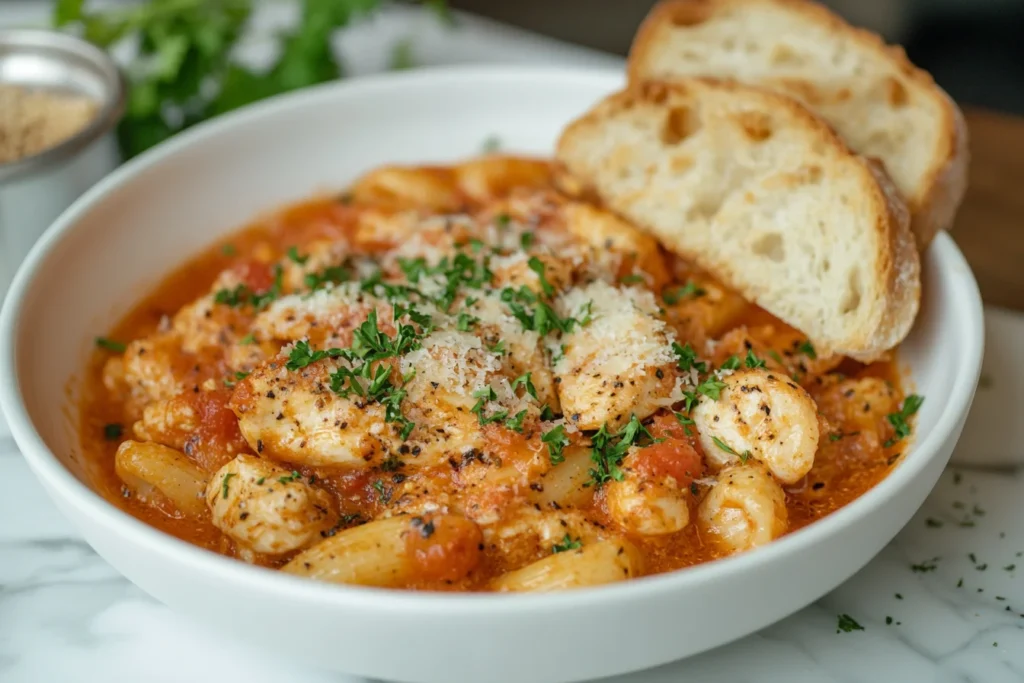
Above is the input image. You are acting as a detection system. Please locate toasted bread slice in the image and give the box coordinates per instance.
[628,0,968,250]
[556,79,919,360]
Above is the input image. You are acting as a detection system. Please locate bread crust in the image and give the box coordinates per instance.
[556,79,920,359]
[628,0,968,251]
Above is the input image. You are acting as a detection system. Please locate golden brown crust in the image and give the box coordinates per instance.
[556,78,920,359]
[627,0,969,252]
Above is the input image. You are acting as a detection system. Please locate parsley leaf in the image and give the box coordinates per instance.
[95,337,126,353]
[103,423,123,440]
[720,355,740,371]
[836,614,864,633]
[541,425,570,464]
[672,342,707,373]
[520,232,535,250]
[552,533,582,553]
[527,256,555,298]
[798,340,817,359]
[696,376,727,400]
[745,349,766,369]
[588,415,655,486]
[456,312,479,331]
[662,281,706,304]
[220,472,236,499]
[885,394,924,447]
[504,409,528,433]
[286,245,309,265]
[511,372,538,400]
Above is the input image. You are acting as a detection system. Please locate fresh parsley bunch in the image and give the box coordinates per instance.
[54,0,449,158]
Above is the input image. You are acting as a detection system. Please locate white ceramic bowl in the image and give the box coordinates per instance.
[0,66,984,683]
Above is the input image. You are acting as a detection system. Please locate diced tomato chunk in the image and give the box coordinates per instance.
[405,514,483,582]
[189,388,247,470]
[233,260,275,293]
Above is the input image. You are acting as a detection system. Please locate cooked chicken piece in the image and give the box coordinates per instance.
[698,464,788,554]
[230,355,390,468]
[692,368,820,485]
[207,454,335,556]
[553,281,678,430]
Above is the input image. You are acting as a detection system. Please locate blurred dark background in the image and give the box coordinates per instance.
[451,0,1024,114]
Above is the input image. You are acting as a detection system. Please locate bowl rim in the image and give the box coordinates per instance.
[0,64,984,616]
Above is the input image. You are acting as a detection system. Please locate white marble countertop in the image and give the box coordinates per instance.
[2,3,1024,682]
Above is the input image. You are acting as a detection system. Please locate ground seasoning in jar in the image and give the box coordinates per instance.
[0,84,99,164]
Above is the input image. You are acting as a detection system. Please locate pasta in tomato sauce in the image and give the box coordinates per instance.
[79,156,916,591]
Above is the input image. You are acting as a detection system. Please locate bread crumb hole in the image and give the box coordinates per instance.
[735,111,773,142]
[723,38,736,51]
[888,78,909,107]
[670,155,694,173]
[662,106,699,145]
[840,268,863,315]
[770,44,802,65]
[751,233,785,262]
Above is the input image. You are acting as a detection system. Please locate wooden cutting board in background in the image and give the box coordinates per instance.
[955,109,1024,311]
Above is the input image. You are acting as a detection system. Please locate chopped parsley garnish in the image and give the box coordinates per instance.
[222,370,250,388]
[745,349,766,369]
[220,472,236,499]
[910,557,939,572]
[798,340,817,359]
[95,337,126,353]
[495,213,511,229]
[552,533,582,553]
[712,436,737,455]
[380,455,404,472]
[696,376,727,400]
[285,340,344,370]
[512,372,538,400]
[277,471,302,485]
[286,245,309,265]
[719,355,740,371]
[767,349,784,366]
[488,340,506,354]
[588,415,655,486]
[501,286,579,336]
[672,342,707,373]
[103,423,123,440]
[541,425,570,464]
[215,265,283,309]
[471,386,508,426]
[255,477,266,485]
[221,244,236,256]
[836,614,864,633]
[662,281,705,305]
[527,257,556,298]
[505,410,528,433]
[829,431,860,442]
[304,264,350,290]
[371,479,392,505]
[239,333,256,345]
[520,232,535,250]
[620,273,645,285]
[481,135,501,153]
[884,394,924,447]
[673,411,695,436]
[540,405,556,421]
[456,312,480,331]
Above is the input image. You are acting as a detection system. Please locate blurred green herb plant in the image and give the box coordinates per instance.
[54,0,450,158]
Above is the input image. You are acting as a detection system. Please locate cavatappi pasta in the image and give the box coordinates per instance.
[80,156,919,592]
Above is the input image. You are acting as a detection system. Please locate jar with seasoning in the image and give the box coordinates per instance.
[0,30,124,298]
